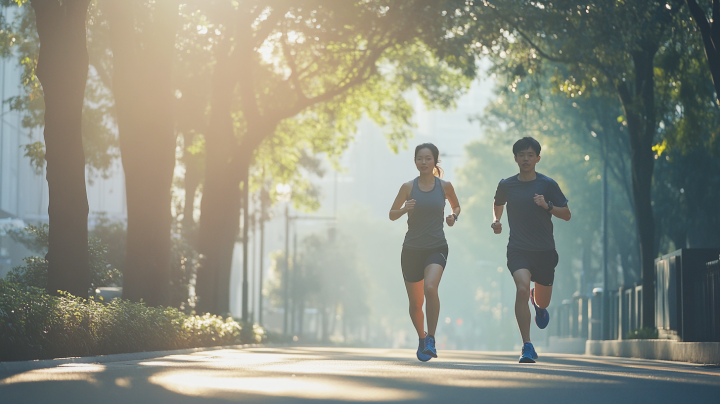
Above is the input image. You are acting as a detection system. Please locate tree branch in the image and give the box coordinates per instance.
[280,22,307,103]
[252,5,288,49]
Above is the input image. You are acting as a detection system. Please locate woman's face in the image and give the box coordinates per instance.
[415,148,435,175]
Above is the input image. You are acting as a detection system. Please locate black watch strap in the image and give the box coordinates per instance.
[452,213,458,221]
[545,201,554,212]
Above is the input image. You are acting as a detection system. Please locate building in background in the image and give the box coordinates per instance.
[0,50,127,278]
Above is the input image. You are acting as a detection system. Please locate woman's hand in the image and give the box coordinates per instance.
[404,199,416,212]
[446,214,456,227]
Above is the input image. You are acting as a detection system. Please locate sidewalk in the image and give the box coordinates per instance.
[0,343,264,374]
[586,340,720,364]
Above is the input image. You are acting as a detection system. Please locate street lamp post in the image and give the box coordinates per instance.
[282,208,336,336]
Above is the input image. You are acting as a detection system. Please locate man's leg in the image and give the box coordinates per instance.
[404,280,425,338]
[423,264,444,336]
[512,268,533,343]
[533,283,553,309]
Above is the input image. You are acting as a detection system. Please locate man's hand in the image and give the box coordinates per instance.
[404,199,416,212]
[534,193,549,210]
[446,214,456,227]
[491,220,502,234]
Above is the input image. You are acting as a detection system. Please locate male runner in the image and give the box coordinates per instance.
[491,137,571,363]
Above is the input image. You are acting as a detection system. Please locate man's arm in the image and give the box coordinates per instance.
[492,203,504,234]
[533,194,571,221]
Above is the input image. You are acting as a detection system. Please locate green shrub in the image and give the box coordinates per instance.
[5,224,122,293]
[0,280,265,362]
[626,327,659,340]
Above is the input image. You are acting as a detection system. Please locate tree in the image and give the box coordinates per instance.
[193,0,476,315]
[685,0,720,103]
[28,0,92,298]
[456,0,685,328]
[104,0,180,306]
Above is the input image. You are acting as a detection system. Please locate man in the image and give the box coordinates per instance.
[491,137,571,363]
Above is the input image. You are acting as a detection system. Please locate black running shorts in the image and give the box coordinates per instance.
[507,248,559,286]
[401,245,448,283]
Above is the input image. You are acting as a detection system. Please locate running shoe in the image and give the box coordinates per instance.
[416,334,432,362]
[531,288,550,329]
[519,342,538,363]
[422,334,438,358]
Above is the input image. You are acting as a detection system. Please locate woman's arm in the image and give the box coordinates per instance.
[389,182,414,221]
[442,181,461,227]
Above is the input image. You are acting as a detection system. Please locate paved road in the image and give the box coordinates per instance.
[1,347,719,403]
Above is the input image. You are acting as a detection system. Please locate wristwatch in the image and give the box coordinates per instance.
[545,201,554,212]
[452,213,458,221]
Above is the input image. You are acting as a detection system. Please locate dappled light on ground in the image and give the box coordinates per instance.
[0,363,106,386]
[1,348,720,403]
[150,373,422,401]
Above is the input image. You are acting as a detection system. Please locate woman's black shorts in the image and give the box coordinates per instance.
[507,248,559,286]
[401,245,448,283]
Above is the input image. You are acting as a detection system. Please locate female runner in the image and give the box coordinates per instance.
[389,143,461,361]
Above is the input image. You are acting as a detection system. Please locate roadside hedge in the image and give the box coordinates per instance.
[0,280,265,362]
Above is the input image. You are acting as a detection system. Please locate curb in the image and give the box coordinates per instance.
[586,340,720,364]
[0,343,268,374]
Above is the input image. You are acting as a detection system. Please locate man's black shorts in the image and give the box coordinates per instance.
[401,245,448,283]
[507,248,558,286]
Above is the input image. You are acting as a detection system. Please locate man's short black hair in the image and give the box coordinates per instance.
[513,137,541,156]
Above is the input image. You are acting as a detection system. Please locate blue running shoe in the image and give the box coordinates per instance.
[422,334,438,358]
[416,335,432,362]
[519,342,537,363]
[531,288,550,329]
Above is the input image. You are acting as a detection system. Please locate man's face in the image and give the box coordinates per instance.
[514,147,541,173]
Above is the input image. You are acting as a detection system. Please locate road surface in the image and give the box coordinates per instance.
[1,347,719,403]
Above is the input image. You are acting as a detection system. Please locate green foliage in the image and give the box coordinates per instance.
[0,2,119,178]
[169,222,200,312]
[22,141,45,175]
[89,215,127,274]
[4,224,122,293]
[626,327,659,340]
[0,280,265,362]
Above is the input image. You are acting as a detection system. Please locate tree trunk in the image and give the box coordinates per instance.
[32,0,91,298]
[617,48,658,329]
[195,37,241,314]
[686,0,720,103]
[106,0,178,306]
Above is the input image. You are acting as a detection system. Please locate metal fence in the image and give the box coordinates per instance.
[655,249,720,342]
[550,285,641,341]
[547,249,720,342]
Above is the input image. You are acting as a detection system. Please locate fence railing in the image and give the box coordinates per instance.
[655,249,720,342]
[548,249,719,342]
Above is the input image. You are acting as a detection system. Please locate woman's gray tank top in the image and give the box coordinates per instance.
[403,176,447,249]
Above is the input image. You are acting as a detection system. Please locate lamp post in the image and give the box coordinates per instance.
[282,209,335,336]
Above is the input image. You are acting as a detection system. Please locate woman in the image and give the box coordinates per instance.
[389,143,461,361]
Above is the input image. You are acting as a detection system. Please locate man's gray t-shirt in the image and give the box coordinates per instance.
[494,173,568,251]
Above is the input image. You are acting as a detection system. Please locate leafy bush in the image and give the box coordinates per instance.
[626,327,659,340]
[0,280,265,362]
[4,224,122,293]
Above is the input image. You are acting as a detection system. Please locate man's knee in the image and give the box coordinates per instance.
[424,283,439,298]
[516,284,530,300]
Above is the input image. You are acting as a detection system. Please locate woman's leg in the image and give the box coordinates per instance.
[404,280,426,338]
[423,264,444,336]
